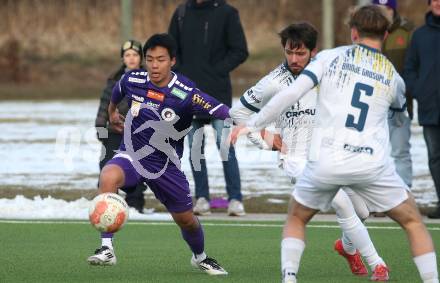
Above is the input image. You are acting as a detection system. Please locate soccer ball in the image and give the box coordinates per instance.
[89,193,129,233]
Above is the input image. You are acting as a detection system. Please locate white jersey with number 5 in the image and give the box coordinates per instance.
[248,44,406,184]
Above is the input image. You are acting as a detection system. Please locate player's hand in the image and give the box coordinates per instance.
[109,110,124,134]
[229,124,251,145]
[247,131,270,150]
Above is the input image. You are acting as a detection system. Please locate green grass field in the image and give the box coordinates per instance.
[1,220,439,283]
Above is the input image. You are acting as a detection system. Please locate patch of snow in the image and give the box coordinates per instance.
[267,198,287,204]
[0,195,172,221]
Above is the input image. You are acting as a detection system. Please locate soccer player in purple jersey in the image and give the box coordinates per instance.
[87,33,228,275]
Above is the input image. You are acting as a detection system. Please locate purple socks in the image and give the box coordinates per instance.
[181,224,205,255]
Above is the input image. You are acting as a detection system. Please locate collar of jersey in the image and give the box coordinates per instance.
[357,43,381,54]
[145,71,178,90]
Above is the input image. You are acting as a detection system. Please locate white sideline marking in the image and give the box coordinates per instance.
[0,220,439,231]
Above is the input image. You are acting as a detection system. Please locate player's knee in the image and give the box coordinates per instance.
[400,218,426,234]
[287,198,316,224]
[293,214,308,226]
[286,212,309,228]
[177,217,198,231]
[388,196,424,227]
[173,211,199,230]
[99,165,124,192]
[331,191,355,219]
[394,208,423,227]
[331,198,344,214]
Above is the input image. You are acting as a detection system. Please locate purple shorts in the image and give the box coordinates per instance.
[106,156,192,213]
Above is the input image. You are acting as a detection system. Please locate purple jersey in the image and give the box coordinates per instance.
[111,70,230,171]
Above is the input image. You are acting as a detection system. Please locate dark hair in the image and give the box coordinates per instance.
[278,22,318,51]
[143,33,177,59]
[349,5,390,40]
[109,65,126,81]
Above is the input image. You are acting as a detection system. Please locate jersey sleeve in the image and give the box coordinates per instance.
[111,75,126,104]
[191,89,230,120]
[230,74,279,124]
[245,49,333,130]
[390,73,407,112]
[246,72,318,130]
[299,49,331,88]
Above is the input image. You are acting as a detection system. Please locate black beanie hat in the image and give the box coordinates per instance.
[120,40,143,59]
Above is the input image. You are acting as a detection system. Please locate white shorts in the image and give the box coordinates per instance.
[280,158,307,179]
[292,165,409,213]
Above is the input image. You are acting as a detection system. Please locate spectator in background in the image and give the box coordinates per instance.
[95,40,147,213]
[373,0,414,189]
[168,0,249,216]
[404,0,440,219]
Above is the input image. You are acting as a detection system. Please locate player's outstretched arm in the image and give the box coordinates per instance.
[191,90,230,120]
[229,124,251,145]
[230,99,272,150]
[230,72,282,149]
[247,74,315,130]
[229,74,315,145]
[229,98,255,124]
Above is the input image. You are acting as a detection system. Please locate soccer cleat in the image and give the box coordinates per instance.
[227,199,246,216]
[334,239,368,276]
[371,264,389,281]
[193,197,211,216]
[282,269,297,283]
[191,255,228,275]
[87,246,116,266]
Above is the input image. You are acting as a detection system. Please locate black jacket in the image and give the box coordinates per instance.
[95,66,130,137]
[169,0,248,111]
[404,12,440,126]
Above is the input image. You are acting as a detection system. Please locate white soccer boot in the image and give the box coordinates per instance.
[87,246,117,266]
[282,269,297,283]
[193,197,211,216]
[191,254,228,275]
[227,199,246,216]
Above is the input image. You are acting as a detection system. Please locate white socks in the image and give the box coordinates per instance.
[194,252,207,263]
[414,252,439,283]
[101,237,113,249]
[337,215,384,269]
[281,237,305,276]
[341,232,356,255]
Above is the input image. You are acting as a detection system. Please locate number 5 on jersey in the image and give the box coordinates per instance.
[345,82,373,132]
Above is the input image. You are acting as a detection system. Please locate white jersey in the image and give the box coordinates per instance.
[230,62,318,177]
[247,44,406,184]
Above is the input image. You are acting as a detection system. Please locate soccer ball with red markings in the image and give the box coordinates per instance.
[89,193,129,233]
